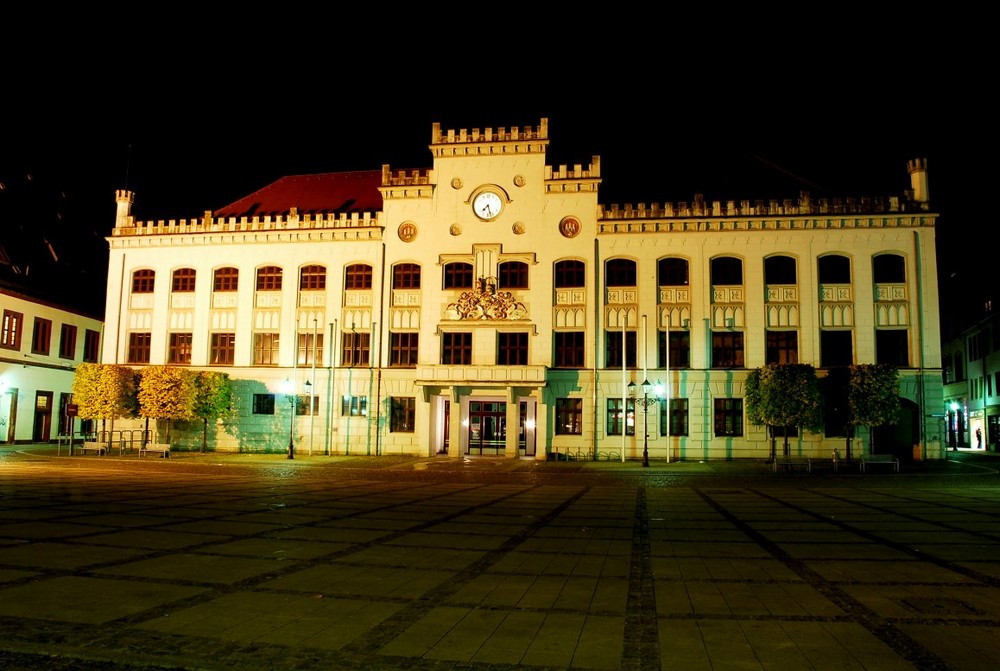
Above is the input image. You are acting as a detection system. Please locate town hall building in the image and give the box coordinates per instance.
[100,118,945,462]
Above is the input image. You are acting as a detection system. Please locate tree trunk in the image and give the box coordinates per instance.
[783,425,790,456]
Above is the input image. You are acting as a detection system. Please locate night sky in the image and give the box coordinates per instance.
[1,41,984,332]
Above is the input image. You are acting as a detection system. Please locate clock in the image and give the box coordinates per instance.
[472,191,503,220]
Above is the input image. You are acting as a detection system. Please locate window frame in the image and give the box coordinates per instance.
[171,268,197,292]
[555,398,583,435]
[214,267,239,292]
[255,266,283,291]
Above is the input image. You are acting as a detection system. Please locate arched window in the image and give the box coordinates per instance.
[171,268,196,292]
[131,269,155,293]
[764,255,796,284]
[657,257,689,286]
[818,255,851,284]
[256,266,283,291]
[606,259,636,287]
[345,264,373,290]
[299,265,326,290]
[393,263,421,289]
[873,254,905,283]
[214,267,239,292]
[555,260,585,288]
[710,257,742,285]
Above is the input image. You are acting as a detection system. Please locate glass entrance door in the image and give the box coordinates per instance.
[468,401,506,455]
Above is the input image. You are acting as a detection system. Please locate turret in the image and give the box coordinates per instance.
[115,189,134,229]
[907,158,929,204]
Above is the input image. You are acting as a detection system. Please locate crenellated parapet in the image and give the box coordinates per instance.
[598,189,933,222]
[380,164,435,200]
[545,156,602,194]
[430,118,549,158]
[111,210,382,237]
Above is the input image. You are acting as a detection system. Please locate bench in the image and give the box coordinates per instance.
[139,443,171,458]
[77,441,106,456]
[773,456,811,472]
[860,453,899,472]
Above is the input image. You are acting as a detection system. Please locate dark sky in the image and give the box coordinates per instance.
[1,36,986,326]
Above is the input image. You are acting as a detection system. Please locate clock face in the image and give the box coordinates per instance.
[473,191,503,220]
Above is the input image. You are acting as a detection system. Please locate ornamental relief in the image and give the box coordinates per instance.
[444,277,527,321]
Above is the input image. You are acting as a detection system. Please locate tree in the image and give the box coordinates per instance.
[71,363,139,445]
[849,363,901,455]
[137,366,196,444]
[192,371,234,452]
[745,363,824,458]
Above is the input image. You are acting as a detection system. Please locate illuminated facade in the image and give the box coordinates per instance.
[101,118,945,461]
[0,287,103,443]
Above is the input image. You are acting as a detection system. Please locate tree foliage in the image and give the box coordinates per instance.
[192,371,234,452]
[138,366,197,442]
[745,363,824,456]
[848,363,900,453]
[71,363,138,422]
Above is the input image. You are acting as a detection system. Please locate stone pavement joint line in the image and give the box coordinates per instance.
[622,486,659,671]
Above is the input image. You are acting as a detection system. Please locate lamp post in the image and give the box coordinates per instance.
[304,379,312,456]
[282,378,295,460]
[630,378,656,467]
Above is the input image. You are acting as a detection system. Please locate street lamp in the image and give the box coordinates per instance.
[282,378,295,460]
[630,378,656,467]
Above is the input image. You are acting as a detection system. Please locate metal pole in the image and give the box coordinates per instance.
[642,381,650,468]
[310,318,317,456]
[287,393,295,459]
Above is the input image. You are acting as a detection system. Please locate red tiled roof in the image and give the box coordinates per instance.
[213,170,383,218]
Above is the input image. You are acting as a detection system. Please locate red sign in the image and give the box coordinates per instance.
[67,404,78,417]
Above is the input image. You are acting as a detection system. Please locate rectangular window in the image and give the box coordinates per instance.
[876,329,909,367]
[167,332,193,364]
[1,310,23,350]
[556,398,583,435]
[390,397,415,432]
[820,330,854,367]
[606,330,637,368]
[255,266,282,291]
[253,394,276,415]
[342,395,367,417]
[210,332,236,365]
[31,317,51,355]
[658,330,690,369]
[127,332,151,364]
[253,333,280,366]
[607,398,636,436]
[659,397,689,436]
[443,263,473,289]
[214,267,239,292]
[442,332,472,365]
[554,331,585,368]
[295,395,318,416]
[711,331,744,368]
[714,398,743,437]
[766,330,798,365]
[497,332,528,365]
[59,324,77,359]
[341,332,370,367]
[498,261,528,289]
[390,332,419,367]
[297,332,324,366]
[172,268,196,292]
[83,329,100,362]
